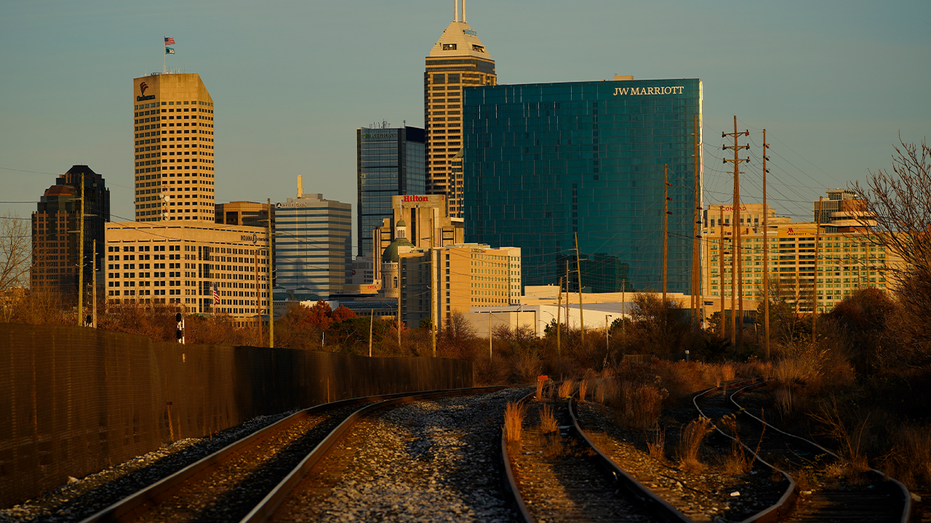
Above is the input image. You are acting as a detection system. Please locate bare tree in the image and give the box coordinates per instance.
[852,137,931,284]
[852,137,931,367]
[0,213,31,292]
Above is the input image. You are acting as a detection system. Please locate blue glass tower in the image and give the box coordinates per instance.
[462,78,702,294]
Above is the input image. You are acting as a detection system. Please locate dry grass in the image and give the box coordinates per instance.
[543,434,564,459]
[647,425,666,462]
[881,424,931,489]
[810,399,871,475]
[578,380,588,403]
[557,380,574,400]
[774,385,794,416]
[677,417,713,473]
[539,404,558,434]
[720,363,736,382]
[619,381,667,430]
[504,401,527,443]
[719,414,761,476]
[594,378,619,405]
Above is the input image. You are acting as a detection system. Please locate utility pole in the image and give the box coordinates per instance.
[431,246,437,357]
[92,243,97,328]
[719,207,726,336]
[369,309,374,357]
[574,232,584,345]
[267,199,274,348]
[556,276,563,359]
[488,312,493,360]
[813,196,823,344]
[763,130,771,360]
[692,114,702,331]
[621,279,626,337]
[565,261,570,329]
[722,116,750,347]
[663,164,670,307]
[78,173,85,326]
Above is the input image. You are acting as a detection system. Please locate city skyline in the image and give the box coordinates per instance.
[1,0,929,254]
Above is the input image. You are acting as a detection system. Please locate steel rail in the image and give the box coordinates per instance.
[692,378,798,523]
[80,387,500,523]
[240,385,507,523]
[568,396,694,523]
[729,380,912,523]
[498,390,537,523]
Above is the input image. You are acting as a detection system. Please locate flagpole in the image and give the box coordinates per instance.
[163,37,166,73]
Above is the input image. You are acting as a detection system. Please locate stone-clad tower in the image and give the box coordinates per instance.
[425,0,496,218]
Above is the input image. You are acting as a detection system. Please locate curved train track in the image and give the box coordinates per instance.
[693,379,912,523]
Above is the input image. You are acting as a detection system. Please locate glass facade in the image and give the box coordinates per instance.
[463,79,702,294]
[356,127,425,260]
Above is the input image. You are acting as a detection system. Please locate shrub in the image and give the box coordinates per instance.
[539,404,558,434]
[557,380,574,400]
[677,417,713,473]
[504,401,527,443]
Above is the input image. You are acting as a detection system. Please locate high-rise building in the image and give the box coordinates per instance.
[31,165,110,299]
[425,0,496,218]
[463,77,703,295]
[356,125,426,260]
[274,189,352,299]
[132,73,215,222]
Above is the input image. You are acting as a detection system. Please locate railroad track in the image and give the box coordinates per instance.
[80,386,515,523]
[694,379,912,523]
[501,387,690,522]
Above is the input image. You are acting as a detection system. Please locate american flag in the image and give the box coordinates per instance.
[213,284,220,305]
[164,37,175,45]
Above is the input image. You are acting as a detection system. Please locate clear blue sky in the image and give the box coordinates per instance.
[1,0,929,252]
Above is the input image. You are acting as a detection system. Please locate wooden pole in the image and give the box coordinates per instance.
[431,246,437,357]
[813,196,823,344]
[78,173,85,325]
[719,207,726,336]
[731,116,740,347]
[92,242,97,328]
[369,309,374,357]
[267,199,274,348]
[763,129,770,360]
[556,276,562,359]
[663,164,669,307]
[574,232,584,345]
[692,114,701,331]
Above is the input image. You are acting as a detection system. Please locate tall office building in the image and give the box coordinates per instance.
[463,77,703,294]
[356,125,426,260]
[275,188,352,299]
[31,165,110,298]
[425,0,496,218]
[132,73,215,222]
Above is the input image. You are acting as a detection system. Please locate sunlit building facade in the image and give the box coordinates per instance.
[132,73,216,222]
[425,2,496,217]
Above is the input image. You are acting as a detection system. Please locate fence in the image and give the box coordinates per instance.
[0,324,472,507]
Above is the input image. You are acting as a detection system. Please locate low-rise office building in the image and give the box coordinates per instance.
[105,221,270,319]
